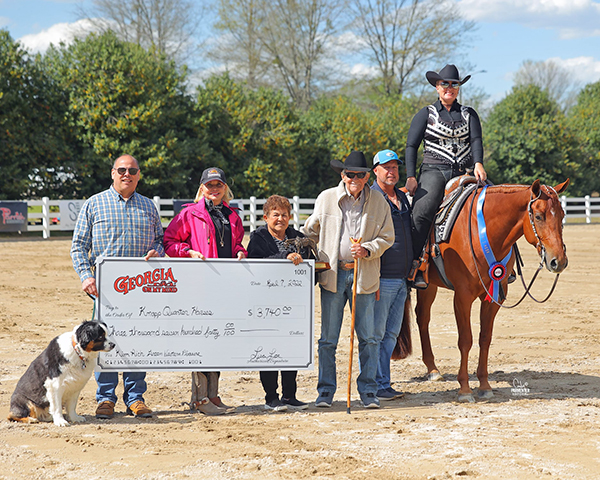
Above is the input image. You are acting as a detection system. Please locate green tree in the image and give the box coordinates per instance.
[301,94,416,175]
[0,30,73,199]
[484,85,580,191]
[568,81,600,194]
[42,31,201,198]
[195,73,306,198]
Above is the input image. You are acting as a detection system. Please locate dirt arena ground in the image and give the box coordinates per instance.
[1,224,599,480]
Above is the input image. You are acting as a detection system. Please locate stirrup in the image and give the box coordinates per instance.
[413,271,428,289]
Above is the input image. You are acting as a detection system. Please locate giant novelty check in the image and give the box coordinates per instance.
[96,257,315,371]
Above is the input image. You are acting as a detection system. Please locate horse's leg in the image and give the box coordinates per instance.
[453,291,475,402]
[476,298,502,400]
[416,286,443,381]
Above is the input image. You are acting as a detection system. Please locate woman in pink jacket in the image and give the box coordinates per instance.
[164,167,247,415]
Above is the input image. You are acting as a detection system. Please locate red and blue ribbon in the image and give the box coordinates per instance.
[477,186,512,302]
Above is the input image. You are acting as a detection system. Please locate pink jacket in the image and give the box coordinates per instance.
[164,200,247,259]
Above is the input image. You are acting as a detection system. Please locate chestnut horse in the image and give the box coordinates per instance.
[414,178,569,402]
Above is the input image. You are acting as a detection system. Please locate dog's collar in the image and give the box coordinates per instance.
[72,335,87,369]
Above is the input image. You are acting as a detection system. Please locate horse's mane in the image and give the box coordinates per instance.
[485,184,529,194]
[484,183,562,210]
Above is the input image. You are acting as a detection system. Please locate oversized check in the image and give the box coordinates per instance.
[96,257,315,372]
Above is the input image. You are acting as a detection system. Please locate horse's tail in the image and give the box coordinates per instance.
[391,295,412,359]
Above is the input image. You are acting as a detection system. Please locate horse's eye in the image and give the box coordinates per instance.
[535,213,543,222]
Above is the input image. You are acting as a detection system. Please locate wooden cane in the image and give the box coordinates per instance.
[347,237,362,414]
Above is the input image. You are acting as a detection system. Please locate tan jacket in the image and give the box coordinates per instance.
[301,181,394,294]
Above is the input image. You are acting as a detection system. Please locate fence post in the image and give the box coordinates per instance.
[249,196,257,232]
[292,196,300,230]
[560,196,567,224]
[153,196,161,218]
[41,196,50,239]
[585,195,591,224]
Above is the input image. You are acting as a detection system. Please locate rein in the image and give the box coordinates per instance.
[466,183,560,309]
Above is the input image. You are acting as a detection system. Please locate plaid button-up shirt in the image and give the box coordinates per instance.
[71,186,165,282]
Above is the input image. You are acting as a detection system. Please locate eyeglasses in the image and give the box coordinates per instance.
[439,81,460,89]
[344,171,368,179]
[114,167,139,175]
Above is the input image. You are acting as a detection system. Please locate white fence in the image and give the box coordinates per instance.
[14,194,600,238]
[22,196,317,239]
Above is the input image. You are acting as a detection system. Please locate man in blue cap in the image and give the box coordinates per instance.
[371,149,413,400]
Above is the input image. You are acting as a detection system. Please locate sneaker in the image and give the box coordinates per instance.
[282,397,308,410]
[361,393,380,409]
[386,387,405,399]
[126,400,152,418]
[95,400,115,419]
[315,392,332,408]
[264,398,288,412]
[376,389,397,401]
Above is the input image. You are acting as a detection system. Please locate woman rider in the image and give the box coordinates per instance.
[405,64,487,288]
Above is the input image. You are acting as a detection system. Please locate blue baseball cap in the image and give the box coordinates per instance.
[373,149,402,166]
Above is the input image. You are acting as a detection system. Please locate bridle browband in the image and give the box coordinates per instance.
[467,182,561,309]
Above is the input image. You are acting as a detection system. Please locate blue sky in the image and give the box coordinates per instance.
[1,0,599,104]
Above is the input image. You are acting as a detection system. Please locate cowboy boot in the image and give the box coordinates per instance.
[190,372,226,415]
[207,372,236,413]
[191,372,208,409]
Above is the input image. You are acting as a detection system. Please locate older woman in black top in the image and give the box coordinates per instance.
[247,195,312,411]
[405,64,487,287]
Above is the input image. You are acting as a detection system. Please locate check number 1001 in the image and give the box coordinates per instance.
[248,306,292,318]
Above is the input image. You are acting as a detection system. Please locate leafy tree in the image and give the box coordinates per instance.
[484,85,581,192]
[0,30,73,199]
[195,74,307,198]
[568,81,600,194]
[42,31,201,198]
[302,94,416,166]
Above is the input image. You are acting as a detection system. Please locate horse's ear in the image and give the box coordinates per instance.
[531,179,541,196]
[554,178,570,194]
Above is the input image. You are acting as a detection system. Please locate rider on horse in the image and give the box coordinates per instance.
[405,64,488,288]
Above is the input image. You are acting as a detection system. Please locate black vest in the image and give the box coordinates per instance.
[423,104,472,168]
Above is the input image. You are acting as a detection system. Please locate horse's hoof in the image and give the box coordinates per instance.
[457,393,475,403]
[427,371,444,382]
[478,389,494,400]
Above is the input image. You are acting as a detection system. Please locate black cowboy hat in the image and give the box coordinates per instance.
[330,151,372,174]
[425,64,471,87]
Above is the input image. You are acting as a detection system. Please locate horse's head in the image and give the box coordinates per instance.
[523,179,570,273]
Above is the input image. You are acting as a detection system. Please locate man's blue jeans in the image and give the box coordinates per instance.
[95,372,147,407]
[374,277,408,391]
[318,268,378,399]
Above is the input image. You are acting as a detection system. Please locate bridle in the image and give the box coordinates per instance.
[467,182,561,309]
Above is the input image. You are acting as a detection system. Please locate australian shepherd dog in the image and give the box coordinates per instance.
[8,321,115,426]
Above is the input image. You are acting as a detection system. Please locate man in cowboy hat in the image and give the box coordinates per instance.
[405,64,487,288]
[301,151,394,409]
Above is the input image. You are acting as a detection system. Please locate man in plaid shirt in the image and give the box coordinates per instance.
[71,154,164,420]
